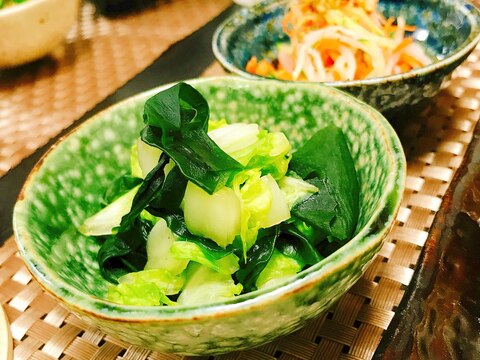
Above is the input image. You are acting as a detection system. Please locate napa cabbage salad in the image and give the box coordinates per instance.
[79,82,359,306]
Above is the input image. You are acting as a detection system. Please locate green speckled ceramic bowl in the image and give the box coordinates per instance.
[213,0,480,118]
[13,77,405,355]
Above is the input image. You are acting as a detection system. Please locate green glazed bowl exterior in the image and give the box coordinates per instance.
[213,0,480,118]
[13,77,406,355]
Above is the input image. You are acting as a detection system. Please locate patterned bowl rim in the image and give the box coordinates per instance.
[212,0,480,87]
[13,76,406,322]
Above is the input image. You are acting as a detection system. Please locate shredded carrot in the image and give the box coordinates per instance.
[322,52,335,67]
[314,40,342,68]
[246,0,432,81]
[393,37,413,53]
[404,24,416,32]
[332,70,342,81]
[354,52,372,79]
[399,53,423,68]
[396,63,411,73]
[246,57,258,74]
[273,69,293,80]
[315,38,343,50]
[255,59,276,77]
[383,17,395,35]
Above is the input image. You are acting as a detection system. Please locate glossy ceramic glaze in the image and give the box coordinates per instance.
[213,0,480,117]
[13,77,405,355]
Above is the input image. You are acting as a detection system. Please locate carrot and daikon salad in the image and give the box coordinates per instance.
[246,0,432,81]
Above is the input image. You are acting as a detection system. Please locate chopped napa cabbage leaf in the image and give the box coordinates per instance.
[233,171,289,254]
[164,160,176,176]
[235,170,273,252]
[107,268,184,306]
[177,264,243,306]
[144,218,189,275]
[170,241,239,275]
[136,138,163,178]
[183,123,292,254]
[79,185,140,236]
[130,142,143,179]
[261,174,290,228]
[117,268,185,295]
[208,123,292,179]
[108,282,175,306]
[247,130,291,180]
[208,123,261,166]
[135,138,176,179]
[279,175,319,208]
[255,250,302,290]
[182,181,241,248]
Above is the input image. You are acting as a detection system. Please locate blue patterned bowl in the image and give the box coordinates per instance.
[13,77,405,355]
[213,0,480,118]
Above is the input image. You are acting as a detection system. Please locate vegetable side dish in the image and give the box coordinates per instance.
[246,0,432,81]
[79,83,360,306]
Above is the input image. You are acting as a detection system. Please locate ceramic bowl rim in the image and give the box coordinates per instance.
[212,0,480,87]
[13,76,406,323]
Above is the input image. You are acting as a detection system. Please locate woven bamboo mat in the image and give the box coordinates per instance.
[0,304,13,360]
[0,0,231,178]
[1,46,480,360]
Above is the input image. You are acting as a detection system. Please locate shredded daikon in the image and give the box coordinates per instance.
[245,0,432,81]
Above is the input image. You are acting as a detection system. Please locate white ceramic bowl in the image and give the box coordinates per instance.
[0,0,80,68]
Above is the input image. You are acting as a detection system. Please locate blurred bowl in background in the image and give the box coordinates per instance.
[0,0,80,68]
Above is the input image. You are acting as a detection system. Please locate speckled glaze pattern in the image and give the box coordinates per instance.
[13,77,405,355]
[213,0,480,118]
